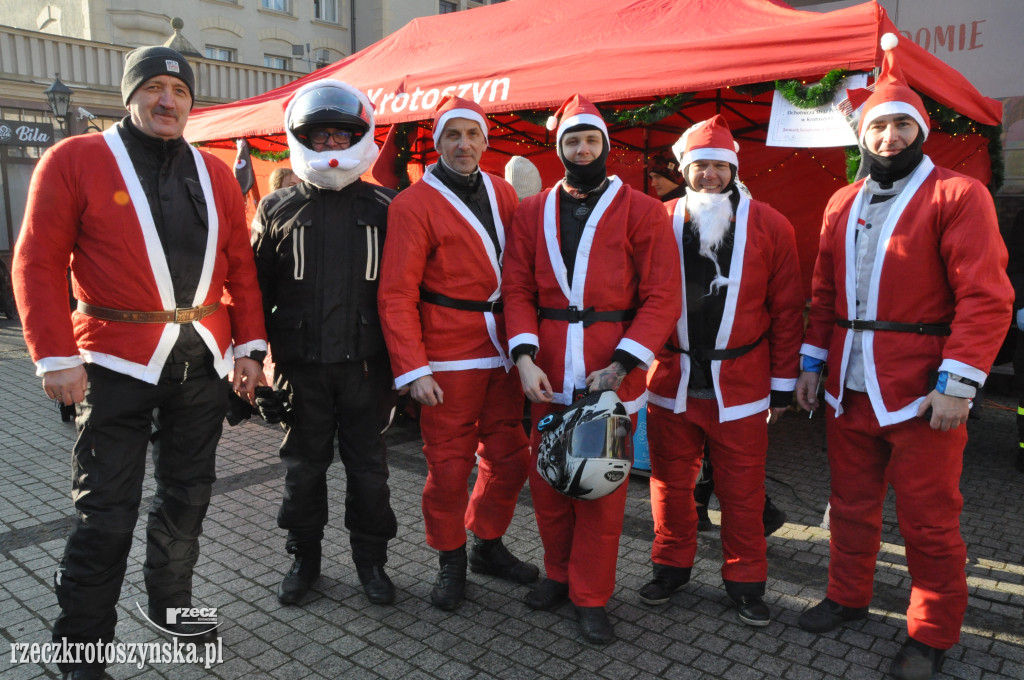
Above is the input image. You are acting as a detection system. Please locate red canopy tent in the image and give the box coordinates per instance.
[185,0,1001,293]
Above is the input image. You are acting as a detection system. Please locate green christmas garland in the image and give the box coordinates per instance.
[774,69,849,109]
[249,148,290,162]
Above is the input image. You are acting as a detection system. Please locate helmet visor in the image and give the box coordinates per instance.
[567,415,633,461]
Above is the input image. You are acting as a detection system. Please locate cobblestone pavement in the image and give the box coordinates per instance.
[1,316,1022,679]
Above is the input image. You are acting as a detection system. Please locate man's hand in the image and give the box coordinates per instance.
[515,355,554,404]
[917,389,970,431]
[43,365,88,405]
[409,375,444,406]
[795,370,820,412]
[767,406,787,425]
[232,357,267,403]
[585,362,627,393]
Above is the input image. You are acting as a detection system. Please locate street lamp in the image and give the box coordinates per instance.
[43,73,73,133]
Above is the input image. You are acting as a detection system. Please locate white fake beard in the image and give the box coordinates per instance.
[287,130,378,191]
[687,190,735,293]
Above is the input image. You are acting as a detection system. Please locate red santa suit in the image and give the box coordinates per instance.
[378,166,530,551]
[502,177,681,606]
[802,157,1012,649]
[646,191,803,588]
[14,126,266,377]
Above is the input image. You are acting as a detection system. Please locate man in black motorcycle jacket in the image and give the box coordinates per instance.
[252,79,399,607]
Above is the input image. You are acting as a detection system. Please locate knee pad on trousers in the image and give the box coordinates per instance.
[151,493,209,540]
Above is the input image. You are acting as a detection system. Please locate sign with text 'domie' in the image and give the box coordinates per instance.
[0,120,56,147]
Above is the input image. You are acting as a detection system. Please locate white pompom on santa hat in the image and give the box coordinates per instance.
[432,95,490,149]
[846,32,930,145]
[671,115,739,170]
[546,94,609,150]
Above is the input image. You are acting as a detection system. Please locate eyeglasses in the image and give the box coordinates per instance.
[309,129,353,144]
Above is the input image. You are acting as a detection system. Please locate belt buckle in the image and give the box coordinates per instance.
[567,306,581,324]
[489,300,501,314]
[174,307,201,324]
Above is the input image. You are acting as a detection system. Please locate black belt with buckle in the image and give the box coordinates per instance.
[420,289,503,313]
[538,306,635,328]
[837,319,951,336]
[665,335,764,361]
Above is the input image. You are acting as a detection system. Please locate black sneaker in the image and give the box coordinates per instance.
[356,564,395,605]
[469,536,539,584]
[732,594,771,627]
[890,638,945,680]
[763,496,788,536]
[638,564,691,605]
[798,597,869,633]
[277,554,321,605]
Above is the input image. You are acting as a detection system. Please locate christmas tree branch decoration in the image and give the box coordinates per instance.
[775,69,849,109]
[250,148,290,162]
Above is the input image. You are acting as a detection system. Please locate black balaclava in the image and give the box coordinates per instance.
[864,128,925,186]
[559,123,609,194]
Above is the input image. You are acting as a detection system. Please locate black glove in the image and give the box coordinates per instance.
[226,390,257,426]
[255,386,293,425]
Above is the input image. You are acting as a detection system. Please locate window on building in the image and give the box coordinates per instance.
[439,1,457,14]
[262,0,290,12]
[314,0,338,22]
[205,46,235,62]
[264,55,289,70]
[314,48,333,68]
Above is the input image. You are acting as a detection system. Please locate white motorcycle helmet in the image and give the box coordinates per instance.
[536,390,633,500]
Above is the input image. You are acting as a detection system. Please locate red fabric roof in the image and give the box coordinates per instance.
[185,0,1000,146]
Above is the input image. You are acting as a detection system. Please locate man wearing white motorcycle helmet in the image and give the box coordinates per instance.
[252,79,399,609]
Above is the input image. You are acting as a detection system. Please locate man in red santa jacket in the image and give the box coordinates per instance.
[795,34,1013,680]
[13,46,266,680]
[378,96,538,612]
[642,115,804,626]
[502,94,681,644]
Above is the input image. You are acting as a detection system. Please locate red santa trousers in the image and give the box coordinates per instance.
[647,398,768,584]
[825,391,967,650]
[528,402,633,607]
[418,367,530,551]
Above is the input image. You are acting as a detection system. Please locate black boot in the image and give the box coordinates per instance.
[62,669,108,680]
[696,505,713,531]
[890,637,945,680]
[468,535,539,584]
[430,546,467,611]
[277,546,321,606]
[638,563,691,605]
[524,578,570,610]
[576,606,615,644]
[355,564,395,605]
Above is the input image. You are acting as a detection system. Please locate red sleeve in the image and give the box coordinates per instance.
[501,193,544,348]
[621,195,682,360]
[378,188,434,381]
[12,140,83,364]
[762,206,805,382]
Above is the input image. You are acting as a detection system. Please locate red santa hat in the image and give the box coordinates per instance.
[432,95,489,148]
[847,33,930,145]
[546,94,608,151]
[671,115,739,170]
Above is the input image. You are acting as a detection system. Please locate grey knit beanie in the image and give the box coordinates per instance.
[121,46,195,108]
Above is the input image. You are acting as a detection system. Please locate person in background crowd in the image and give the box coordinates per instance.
[13,46,267,680]
[378,96,538,612]
[503,93,680,644]
[252,79,399,608]
[641,115,803,627]
[647,151,685,202]
[268,167,301,192]
[505,155,544,201]
[795,34,1013,680]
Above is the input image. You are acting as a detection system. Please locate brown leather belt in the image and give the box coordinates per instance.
[77,301,220,324]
